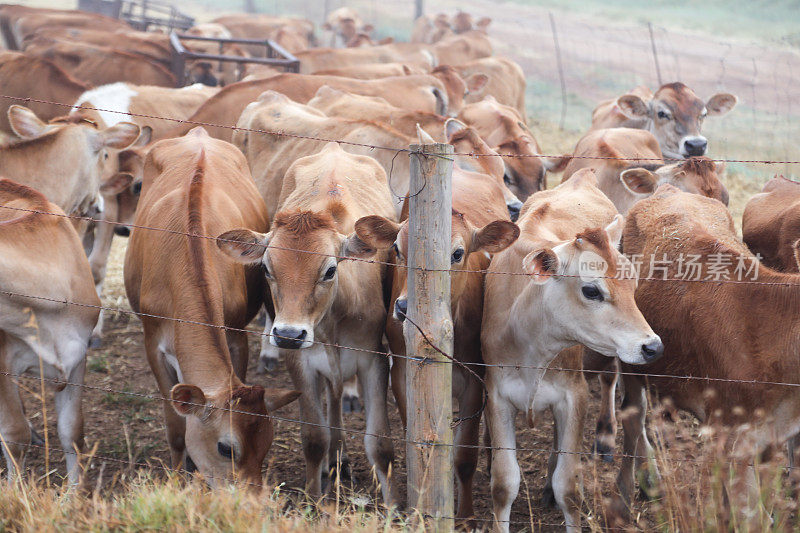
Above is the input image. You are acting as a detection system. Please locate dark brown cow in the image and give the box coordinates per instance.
[124,127,299,486]
[616,184,800,506]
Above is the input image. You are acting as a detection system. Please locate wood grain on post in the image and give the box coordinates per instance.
[405,143,454,530]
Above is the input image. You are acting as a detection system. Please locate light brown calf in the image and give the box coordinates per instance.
[123,127,299,486]
[218,142,397,503]
[0,5,129,49]
[1,106,139,218]
[410,13,453,44]
[454,56,527,122]
[356,157,519,520]
[481,170,663,532]
[591,83,736,160]
[0,179,100,485]
[743,175,800,273]
[323,7,373,48]
[616,185,800,509]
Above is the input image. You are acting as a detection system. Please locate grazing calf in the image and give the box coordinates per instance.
[742,175,800,273]
[0,106,139,219]
[616,184,800,505]
[124,128,299,486]
[218,143,397,504]
[591,83,736,160]
[0,179,99,484]
[355,161,519,519]
[481,170,663,532]
[562,129,729,459]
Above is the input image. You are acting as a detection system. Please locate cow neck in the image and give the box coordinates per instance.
[171,152,241,394]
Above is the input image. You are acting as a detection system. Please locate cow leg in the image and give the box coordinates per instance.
[789,436,797,469]
[285,348,328,498]
[55,357,86,486]
[325,372,349,484]
[144,328,185,468]
[87,196,119,348]
[584,349,618,462]
[550,381,588,533]
[0,356,30,481]
[226,330,249,382]
[257,311,280,374]
[487,386,519,533]
[454,366,482,520]
[390,355,407,428]
[541,414,559,508]
[341,375,361,414]
[616,375,655,505]
[357,350,395,506]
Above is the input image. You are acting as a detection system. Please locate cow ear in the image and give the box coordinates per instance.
[465,73,489,95]
[135,125,152,146]
[100,173,133,195]
[402,64,412,75]
[99,122,141,149]
[476,17,492,30]
[416,123,436,144]
[472,220,519,254]
[604,214,624,249]
[362,23,375,33]
[8,105,47,138]
[171,384,207,417]
[444,117,467,140]
[793,239,800,272]
[341,231,376,260]
[706,93,737,116]
[216,229,269,264]
[616,94,648,120]
[355,215,401,250]
[264,388,301,412]
[522,248,559,284]
[620,168,657,195]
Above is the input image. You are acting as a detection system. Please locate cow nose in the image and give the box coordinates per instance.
[114,226,130,237]
[394,298,408,321]
[132,181,143,195]
[272,326,307,349]
[640,338,664,362]
[683,138,707,156]
[507,200,523,222]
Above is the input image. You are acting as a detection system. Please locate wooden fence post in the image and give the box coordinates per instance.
[405,143,454,530]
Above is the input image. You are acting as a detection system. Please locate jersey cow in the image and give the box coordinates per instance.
[124,127,299,486]
[218,142,398,504]
[591,83,736,160]
[0,179,100,484]
[481,170,663,532]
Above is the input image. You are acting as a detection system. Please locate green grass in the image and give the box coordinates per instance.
[508,0,800,48]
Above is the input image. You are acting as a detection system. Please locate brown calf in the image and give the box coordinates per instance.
[743,175,800,273]
[355,160,519,520]
[616,184,800,508]
[124,128,299,486]
[455,56,527,123]
[218,142,397,503]
[0,179,100,485]
[591,83,736,160]
[481,170,663,532]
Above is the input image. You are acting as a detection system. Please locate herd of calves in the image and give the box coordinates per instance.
[0,5,798,532]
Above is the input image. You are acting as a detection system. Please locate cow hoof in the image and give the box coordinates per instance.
[257,357,279,374]
[88,336,103,349]
[30,428,45,446]
[342,394,362,413]
[540,486,557,508]
[329,458,352,485]
[593,440,615,463]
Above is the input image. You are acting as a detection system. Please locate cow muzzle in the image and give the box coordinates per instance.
[506,199,523,222]
[271,324,312,349]
[680,136,708,157]
[394,298,408,321]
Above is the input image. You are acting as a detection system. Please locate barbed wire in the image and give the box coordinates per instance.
[3,93,800,165]
[2,202,799,286]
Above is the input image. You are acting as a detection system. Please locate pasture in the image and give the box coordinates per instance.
[2,1,800,532]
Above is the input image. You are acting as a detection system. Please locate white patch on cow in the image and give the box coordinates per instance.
[72,83,138,128]
[181,83,207,91]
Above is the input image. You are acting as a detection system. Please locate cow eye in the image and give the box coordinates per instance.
[581,285,604,301]
[217,441,234,459]
[451,248,465,264]
[103,152,109,160]
[657,110,670,120]
[322,265,337,280]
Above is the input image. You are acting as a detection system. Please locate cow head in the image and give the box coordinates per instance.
[620,156,729,207]
[437,118,524,220]
[354,211,518,321]
[615,83,736,160]
[430,65,488,116]
[170,383,299,487]
[521,213,663,364]
[458,96,547,200]
[104,126,152,236]
[217,210,375,349]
